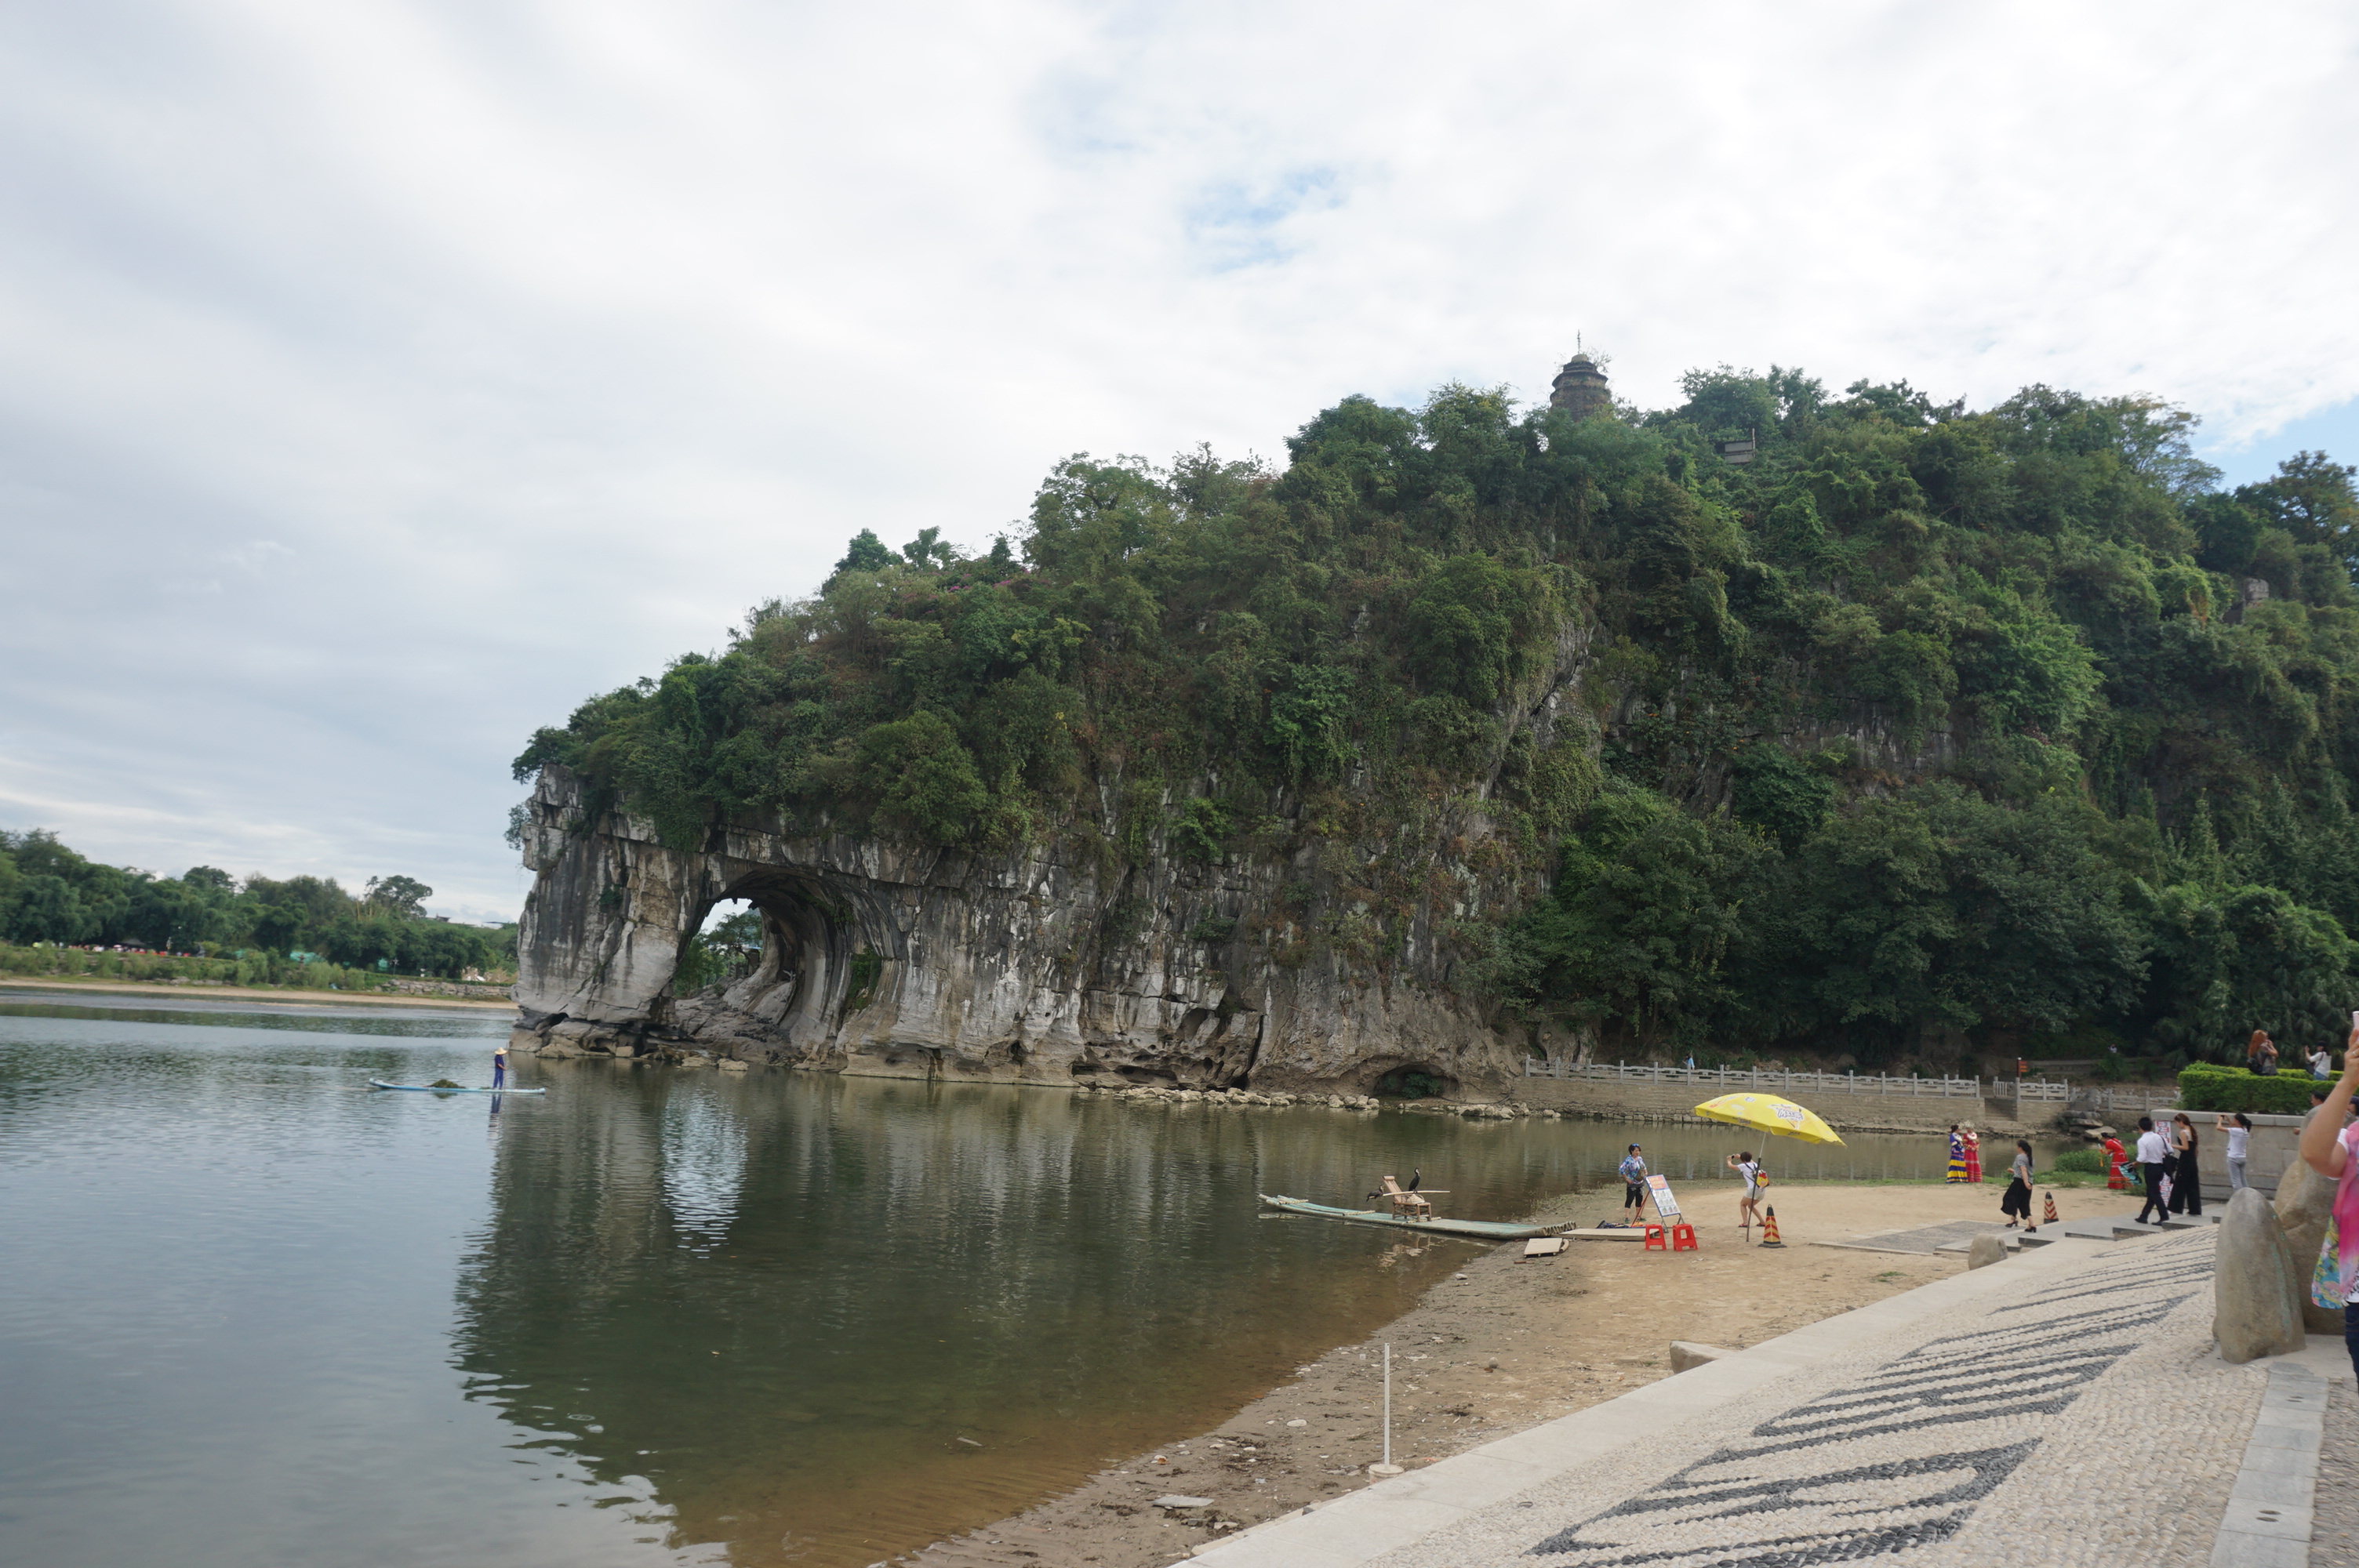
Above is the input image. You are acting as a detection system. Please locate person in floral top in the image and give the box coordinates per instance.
[2298,1022,2359,1380]
[1619,1144,1649,1215]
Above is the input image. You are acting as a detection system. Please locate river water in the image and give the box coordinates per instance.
[0,993,2005,1568]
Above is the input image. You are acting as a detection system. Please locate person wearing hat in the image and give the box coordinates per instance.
[492,1040,508,1091]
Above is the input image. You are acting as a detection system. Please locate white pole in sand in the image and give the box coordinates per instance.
[1369,1343,1403,1477]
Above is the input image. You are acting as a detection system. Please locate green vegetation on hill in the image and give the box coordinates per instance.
[514,365,2359,1069]
[0,830,513,980]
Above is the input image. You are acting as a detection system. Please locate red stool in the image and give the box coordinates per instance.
[1643,1225,1667,1250]
[1670,1223,1698,1251]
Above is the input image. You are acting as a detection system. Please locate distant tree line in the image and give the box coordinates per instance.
[0,829,514,980]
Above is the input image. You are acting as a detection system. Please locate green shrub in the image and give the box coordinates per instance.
[2052,1149,2103,1174]
[1170,798,1233,864]
[2176,1062,2321,1115]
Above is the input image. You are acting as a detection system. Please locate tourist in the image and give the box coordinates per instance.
[1962,1125,1983,1184]
[2135,1116,2171,1225]
[2295,1020,2359,1381]
[2001,1140,2037,1231]
[1946,1124,1967,1184]
[2258,1034,2281,1076]
[1619,1144,1648,1214]
[493,1040,507,1091]
[2168,1112,2202,1215]
[2315,1045,2335,1080]
[1726,1150,1761,1232]
[2249,1029,2270,1070]
[2219,1112,2253,1191]
[2104,1131,2129,1190]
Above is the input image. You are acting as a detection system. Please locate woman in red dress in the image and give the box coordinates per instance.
[2104,1134,2128,1189]
[1962,1126,1983,1183]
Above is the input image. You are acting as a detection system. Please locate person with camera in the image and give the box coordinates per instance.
[1726,1150,1763,1233]
[2297,1018,2359,1381]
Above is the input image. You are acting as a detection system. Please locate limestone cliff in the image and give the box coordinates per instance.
[511,633,1589,1092]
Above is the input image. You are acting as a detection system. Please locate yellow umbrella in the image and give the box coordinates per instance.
[1692,1092,1845,1146]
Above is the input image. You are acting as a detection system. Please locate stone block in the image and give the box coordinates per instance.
[1668,1341,1732,1373]
[2217,1187,2305,1363]
[1966,1233,2008,1269]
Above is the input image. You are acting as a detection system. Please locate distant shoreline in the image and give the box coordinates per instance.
[0,976,515,1012]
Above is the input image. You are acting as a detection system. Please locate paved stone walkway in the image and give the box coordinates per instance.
[1196,1228,2337,1568]
[1811,1218,2016,1256]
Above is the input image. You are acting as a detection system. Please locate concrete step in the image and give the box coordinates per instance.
[1934,1231,2022,1256]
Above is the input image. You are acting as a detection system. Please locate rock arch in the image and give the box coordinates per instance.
[509,764,1525,1093]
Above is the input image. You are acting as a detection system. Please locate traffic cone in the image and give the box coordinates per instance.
[2042,1191,2059,1227]
[1758,1207,1784,1248]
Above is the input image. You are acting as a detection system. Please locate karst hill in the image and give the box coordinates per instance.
[507,352,2359,1094]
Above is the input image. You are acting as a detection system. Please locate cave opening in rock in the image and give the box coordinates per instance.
[670,877,850,1047]
[1375,1065,1456,1100]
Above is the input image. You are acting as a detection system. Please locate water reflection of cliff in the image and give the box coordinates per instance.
[449,1067,1943,1566]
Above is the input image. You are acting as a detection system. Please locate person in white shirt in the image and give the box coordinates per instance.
[2314,1047,2335,1080]
[2134,1116,2171,1224]
[1725,1151,1762,1232]
[2217,1113,2253,1190]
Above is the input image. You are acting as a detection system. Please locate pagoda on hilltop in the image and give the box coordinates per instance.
[1549,345,1611,420]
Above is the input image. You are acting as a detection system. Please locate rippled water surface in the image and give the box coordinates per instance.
[0,993,2002,1567]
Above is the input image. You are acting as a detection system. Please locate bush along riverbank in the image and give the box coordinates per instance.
[1,941,401,995]
[0,942,511,1000]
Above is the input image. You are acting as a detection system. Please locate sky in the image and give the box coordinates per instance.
[3,1,2357,923]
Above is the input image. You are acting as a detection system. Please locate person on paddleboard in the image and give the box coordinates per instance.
[492,1041,507,1091]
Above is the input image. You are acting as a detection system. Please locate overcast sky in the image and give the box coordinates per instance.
[3,1,2356,923]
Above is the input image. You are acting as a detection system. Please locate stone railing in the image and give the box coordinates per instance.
[2070,1084,2183,1116]
[1521,1060,1982,1099]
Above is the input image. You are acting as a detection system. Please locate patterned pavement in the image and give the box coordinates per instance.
[1198,1229,2307,1568]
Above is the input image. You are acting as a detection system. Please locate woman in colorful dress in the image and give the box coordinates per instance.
[1962,1126,1983,1183]
[2103,1132,2129,1190]
[1946,1124,1968,1184]
[2297,1022,2359,1380]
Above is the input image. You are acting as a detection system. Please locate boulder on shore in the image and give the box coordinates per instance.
[1965,1233,2008,1270]
[2216,1186,2305,1363]
[2274,1155,2343,1334]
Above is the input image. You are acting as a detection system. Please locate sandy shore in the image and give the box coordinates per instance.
[907,1178,2141,1568]
[0,976,514,1011]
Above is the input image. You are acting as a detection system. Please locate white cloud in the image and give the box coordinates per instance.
[2,0,2355,914]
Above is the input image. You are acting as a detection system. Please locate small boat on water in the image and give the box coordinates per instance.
[369,1080,546,1095]
[1257,1192,1547,1241]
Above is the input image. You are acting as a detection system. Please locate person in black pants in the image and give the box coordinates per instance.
[2167,1112,2202,1216]
[2134,1116,2171,1225]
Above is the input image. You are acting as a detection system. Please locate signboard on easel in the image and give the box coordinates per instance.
[1646,1174,1682,1219]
